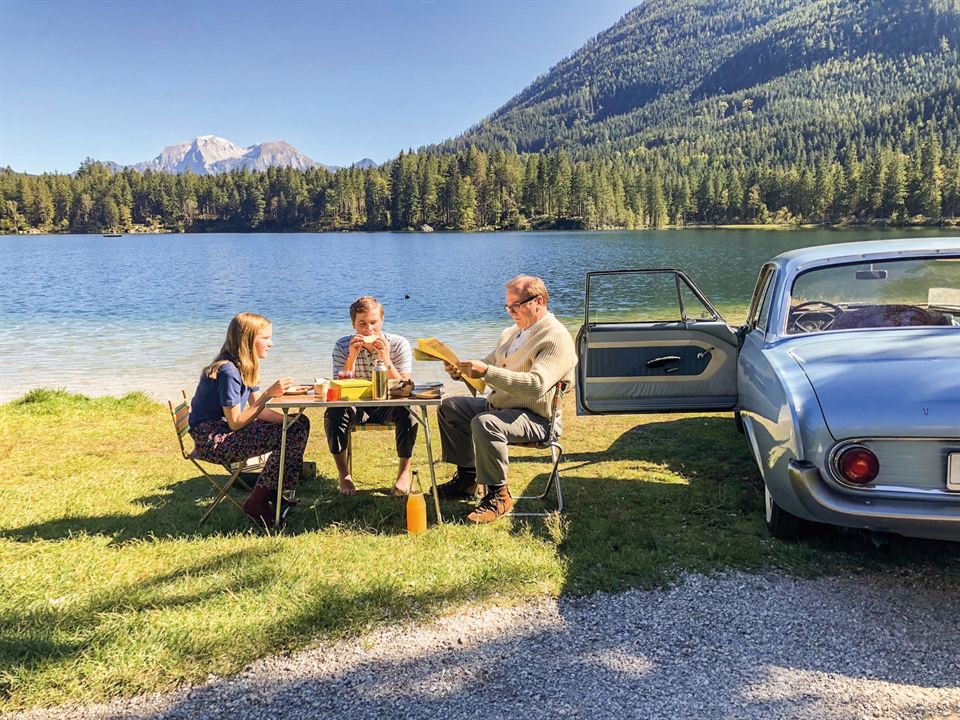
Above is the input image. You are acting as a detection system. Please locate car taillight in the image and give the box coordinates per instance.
[837,446,880,485]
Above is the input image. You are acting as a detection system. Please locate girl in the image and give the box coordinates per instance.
[188,312,310,526]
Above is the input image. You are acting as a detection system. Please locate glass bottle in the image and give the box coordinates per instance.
[406,471,427,534]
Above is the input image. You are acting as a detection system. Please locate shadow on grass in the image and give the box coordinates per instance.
[508,416,960,595]
[0,547,278,698]
[0,467,431,544]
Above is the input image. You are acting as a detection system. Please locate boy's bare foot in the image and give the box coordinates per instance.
[338,476,356,495]
[392,471,413,496]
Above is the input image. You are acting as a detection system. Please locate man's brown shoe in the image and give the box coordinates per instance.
[467,485,514,523]
[436,471,482,500]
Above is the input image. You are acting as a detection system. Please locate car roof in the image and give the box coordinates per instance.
[771,236,960,273]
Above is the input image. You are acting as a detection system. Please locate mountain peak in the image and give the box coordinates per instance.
[132,135,322,174]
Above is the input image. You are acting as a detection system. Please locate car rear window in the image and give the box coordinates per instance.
[786,257,960,334]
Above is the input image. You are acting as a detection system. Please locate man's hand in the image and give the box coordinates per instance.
[456,360,488,379]
[443,361,461,380]
[348,334,365,357]
[369,336,390,361]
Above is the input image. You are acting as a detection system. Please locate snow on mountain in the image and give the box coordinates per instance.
[242,141,318,172]
[131,135,322,174]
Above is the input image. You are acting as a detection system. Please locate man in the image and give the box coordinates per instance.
[327,296,417,495]
[437,275,577,523]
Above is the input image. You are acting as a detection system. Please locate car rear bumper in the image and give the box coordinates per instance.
[788,460,960,542]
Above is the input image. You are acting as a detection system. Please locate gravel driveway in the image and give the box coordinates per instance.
[7,571,960,720]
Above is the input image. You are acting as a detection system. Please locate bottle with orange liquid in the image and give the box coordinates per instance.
[406,470,427,535]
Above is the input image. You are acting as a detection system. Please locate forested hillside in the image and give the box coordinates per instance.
[447,0,960,166]
[2,0,958,234]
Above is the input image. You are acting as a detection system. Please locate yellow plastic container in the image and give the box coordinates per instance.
[331,378,373,400]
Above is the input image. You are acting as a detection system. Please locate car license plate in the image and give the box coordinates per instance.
[949,454,960,492]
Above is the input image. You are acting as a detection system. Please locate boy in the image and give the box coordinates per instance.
[326,296,417,495]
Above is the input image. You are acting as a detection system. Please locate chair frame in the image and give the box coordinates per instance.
[168,390,261,525]
[509,381,568,517]
[346,419,395,478]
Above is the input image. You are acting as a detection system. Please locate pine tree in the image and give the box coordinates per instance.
[918,122,944,218]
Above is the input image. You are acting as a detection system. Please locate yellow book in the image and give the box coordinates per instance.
[414,338,486,396]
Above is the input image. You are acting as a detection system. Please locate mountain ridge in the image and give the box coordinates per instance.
[125,135,325,175]
[444,0,960,162]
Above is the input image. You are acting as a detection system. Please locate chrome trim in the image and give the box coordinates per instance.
[828,442,878,489]
[788,459,960,541]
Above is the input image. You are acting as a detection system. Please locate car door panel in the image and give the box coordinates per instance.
[579,325,739,413]
[577,270,740,415]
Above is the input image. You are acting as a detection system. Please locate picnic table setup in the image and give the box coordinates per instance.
[265,382,445,529]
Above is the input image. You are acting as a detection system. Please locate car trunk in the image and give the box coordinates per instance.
[788,329,960,439]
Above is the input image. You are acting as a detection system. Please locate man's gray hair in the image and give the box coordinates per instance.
[506,275,549,305]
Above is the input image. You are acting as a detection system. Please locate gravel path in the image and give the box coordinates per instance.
[7,571,960,720]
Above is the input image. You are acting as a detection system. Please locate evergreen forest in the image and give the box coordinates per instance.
[2,0,959,234]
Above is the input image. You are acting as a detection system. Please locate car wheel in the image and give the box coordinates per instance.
[765,486,806,540]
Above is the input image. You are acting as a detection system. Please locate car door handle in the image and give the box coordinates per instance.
[697,346,715,360]
[646,355,682,368]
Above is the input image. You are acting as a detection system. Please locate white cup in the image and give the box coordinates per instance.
[313,377,330,400]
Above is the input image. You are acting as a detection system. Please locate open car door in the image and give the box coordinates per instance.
[576,269,740,415]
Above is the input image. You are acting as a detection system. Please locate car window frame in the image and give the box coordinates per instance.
[583,268,723,327]
[746,264,777,333]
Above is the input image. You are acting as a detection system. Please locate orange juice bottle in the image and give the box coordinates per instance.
[406,471,427,535]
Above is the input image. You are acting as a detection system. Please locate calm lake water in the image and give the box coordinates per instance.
[1,228,956,402]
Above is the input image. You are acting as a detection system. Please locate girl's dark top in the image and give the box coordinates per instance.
[189,361,259,426]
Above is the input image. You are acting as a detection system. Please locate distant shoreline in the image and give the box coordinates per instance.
[5,219,958,236]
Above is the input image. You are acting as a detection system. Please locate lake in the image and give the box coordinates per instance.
[1,228,955,402]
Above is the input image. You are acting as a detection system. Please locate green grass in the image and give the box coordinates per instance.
[1,389,957,710]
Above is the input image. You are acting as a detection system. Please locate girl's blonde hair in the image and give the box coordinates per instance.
[203,312,271,387]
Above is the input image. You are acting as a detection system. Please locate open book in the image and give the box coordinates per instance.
[413,338,487,397]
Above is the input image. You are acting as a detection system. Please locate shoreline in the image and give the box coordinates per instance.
[5,219,959,236]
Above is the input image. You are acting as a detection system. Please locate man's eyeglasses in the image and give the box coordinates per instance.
[504,295,540,312]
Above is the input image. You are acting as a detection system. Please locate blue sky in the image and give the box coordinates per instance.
[1,0,637,174]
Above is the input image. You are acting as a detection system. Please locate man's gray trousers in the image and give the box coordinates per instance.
[437,396,551,486]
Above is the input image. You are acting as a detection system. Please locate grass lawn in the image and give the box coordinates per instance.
[1,389,957,710]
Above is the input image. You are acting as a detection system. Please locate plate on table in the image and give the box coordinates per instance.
[410,383,443,399]
[283,385,312,395]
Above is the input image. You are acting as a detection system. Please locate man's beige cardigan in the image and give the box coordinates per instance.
[482,312,577,420]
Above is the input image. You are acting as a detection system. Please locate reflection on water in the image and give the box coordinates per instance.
[1,228,954,402]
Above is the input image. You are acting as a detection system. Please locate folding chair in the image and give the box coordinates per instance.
[223,453,271,491]
[346,420,395,478]
[168,390,265,525]
[509,381,568,517]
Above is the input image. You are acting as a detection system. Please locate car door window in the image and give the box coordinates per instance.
[587,271,716,324]
[678,281,718,322]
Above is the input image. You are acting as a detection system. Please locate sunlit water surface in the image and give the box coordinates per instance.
[2,228,954,402]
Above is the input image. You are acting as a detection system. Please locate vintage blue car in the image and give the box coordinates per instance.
[576,237,960,542]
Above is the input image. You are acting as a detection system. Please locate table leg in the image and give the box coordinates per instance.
[419,403,443,524]
[276,408,289,529]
